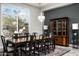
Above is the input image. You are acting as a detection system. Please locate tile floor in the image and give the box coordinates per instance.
[56,45,79,56]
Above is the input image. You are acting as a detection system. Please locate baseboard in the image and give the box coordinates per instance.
[69,44,79,49]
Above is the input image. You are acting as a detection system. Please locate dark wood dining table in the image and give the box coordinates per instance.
[6,35,55,56]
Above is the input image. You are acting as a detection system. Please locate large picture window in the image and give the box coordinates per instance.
[0,4,30,39]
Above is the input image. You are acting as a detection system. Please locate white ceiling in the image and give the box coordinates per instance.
[27,3,49,8]
[27,3,73,11]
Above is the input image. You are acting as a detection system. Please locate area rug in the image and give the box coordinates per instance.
[0,47,70,56]
[46,47,70,56]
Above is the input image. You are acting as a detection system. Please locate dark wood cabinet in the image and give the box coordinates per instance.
[51,17,69,46]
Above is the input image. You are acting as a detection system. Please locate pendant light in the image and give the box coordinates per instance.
[38,3,45,34]
[38,3,45,23]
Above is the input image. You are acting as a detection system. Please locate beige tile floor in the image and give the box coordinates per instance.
[56,45,79,56]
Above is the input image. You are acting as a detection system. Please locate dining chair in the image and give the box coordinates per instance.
[12,33,30,56]
[45,35,51,52]
[44,35,55,52]
[40,35,48,55]
[0,35,15,56]
[33,39,42,55]
[33,34,46,55]
[21,34,31,56]
[20,35,35,56]
[50,36,55,51]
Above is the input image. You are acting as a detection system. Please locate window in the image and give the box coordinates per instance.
[0,4,30,39]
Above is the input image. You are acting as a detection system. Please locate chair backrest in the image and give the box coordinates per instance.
[32,32,38,35]
[0,35,7,51]
[32,32,38,39]
[24,33,29,41]
[24,33,29,36]
[30,35,33,42]
[39,35,44,40]
[29,35,34,50]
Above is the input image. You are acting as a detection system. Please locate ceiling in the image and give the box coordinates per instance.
[27,3,49,8]
[27,3,73,11]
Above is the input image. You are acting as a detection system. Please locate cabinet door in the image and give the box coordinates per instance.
[62,19,66,35]
[58,20,62,35]
[63,37,66,45]
[58,38,63,45]
[55,37,63,45]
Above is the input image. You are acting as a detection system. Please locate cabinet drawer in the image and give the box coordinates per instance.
[55,38,63,44]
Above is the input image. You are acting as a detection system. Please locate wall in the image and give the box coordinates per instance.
[44,3,79,44]
[0,3,42,48]
[0,3,2,48]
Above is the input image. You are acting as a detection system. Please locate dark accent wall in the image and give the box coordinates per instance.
[44,3,79,44]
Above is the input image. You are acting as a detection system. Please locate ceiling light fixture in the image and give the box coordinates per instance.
[38,3,45,23]
[38,3,45,34]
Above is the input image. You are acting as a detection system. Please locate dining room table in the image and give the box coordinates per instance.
[6,34,55,56]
